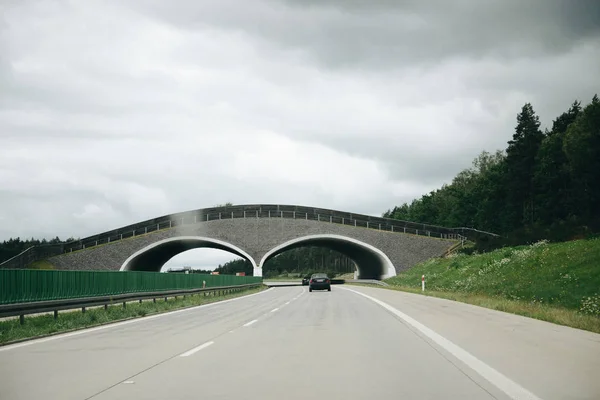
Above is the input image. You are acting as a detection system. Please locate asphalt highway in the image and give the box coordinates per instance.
[1,285,599,400]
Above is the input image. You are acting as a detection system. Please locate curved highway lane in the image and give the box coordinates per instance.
[1,286,598,399]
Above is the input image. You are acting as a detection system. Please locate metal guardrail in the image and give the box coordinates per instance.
[0,283,264,324]
[2,204,490,269]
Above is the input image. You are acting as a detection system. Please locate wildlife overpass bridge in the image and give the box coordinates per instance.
[1,204,466,279]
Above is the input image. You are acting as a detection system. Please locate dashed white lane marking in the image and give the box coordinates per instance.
[284,302,290,305]
[271,308,280,313]
[229,330,235,333]
[122,381,135,384]
[179,341,214,357]
[243,319,258,327]
[0,287,272,353]
[341,287,542,400]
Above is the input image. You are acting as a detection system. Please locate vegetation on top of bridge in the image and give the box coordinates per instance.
[0,269,261,305]
[384,95,600,251]
[386,237,600,333]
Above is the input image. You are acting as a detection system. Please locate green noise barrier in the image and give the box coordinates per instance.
[0,269,262,304]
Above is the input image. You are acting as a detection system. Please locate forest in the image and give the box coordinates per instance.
[384,96,600,250]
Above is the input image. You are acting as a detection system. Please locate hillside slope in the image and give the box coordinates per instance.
[386,238,600,316]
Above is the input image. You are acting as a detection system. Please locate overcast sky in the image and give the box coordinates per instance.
[1,0,599,269]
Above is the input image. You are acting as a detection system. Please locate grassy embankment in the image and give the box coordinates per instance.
[0,285,267,345]
[385,237,600,333]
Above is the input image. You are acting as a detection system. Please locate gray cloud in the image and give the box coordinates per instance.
[1,0,599,267]
[131,0,600,69]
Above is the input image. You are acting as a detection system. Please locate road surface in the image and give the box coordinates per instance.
[1,285,599,399]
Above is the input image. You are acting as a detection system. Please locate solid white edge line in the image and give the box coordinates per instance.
[271,308,279,312]
[284,301,290,305]
[0,286,271,352]
[243,319,258,327]
[179,341,214,357]
[340,287,542,400]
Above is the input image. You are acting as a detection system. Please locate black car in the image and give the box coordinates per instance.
[309,273,331,292]
[301,275,310,286]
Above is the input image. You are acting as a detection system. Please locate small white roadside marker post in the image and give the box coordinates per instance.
[422,275,425,292]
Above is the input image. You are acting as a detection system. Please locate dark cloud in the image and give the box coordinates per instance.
[131,0,600,70]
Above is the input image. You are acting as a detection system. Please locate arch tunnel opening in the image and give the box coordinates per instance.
[259,235,396,280]
[120,237,257,273]
[120,235,397,280]
[261,246,357,279]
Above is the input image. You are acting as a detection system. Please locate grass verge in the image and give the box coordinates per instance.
[374,285,600,334]
[382,237,600,334]
[0,285,268,346]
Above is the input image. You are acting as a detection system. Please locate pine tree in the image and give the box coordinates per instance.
[505,103,544,228]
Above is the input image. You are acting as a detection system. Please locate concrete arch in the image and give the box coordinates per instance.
[120,236,258,272]
[258,234,397,280]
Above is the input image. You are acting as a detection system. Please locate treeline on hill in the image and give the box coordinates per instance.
[383,95,600,251]
[0,237,76,264]
[213,247,356,278]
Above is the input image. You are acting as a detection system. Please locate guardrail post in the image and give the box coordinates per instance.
[164,297,167,302]
[404,227,406,233]
[268,210,271,218]
[82,307,86,313]
[354,220,357,226]
[280,211,283,218]
[20,314,24,325]
[157,223,159,230]
[416,229,419,235]
[120,234,123,240]
[342,217,344,224]
[104,304,108,311]
[145,227,148,234]
[231,212,234,219]
[379,223,381,230]
[392,225,394,232]
[293,211,296,219]
[219,213,222,220]
[54,310,58,319]
[367,222,369,228]
[169,220,172,228]
[153,298,156,303]
[139,299,142,304]
[123,302,126,309]
[330,216,332,223]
